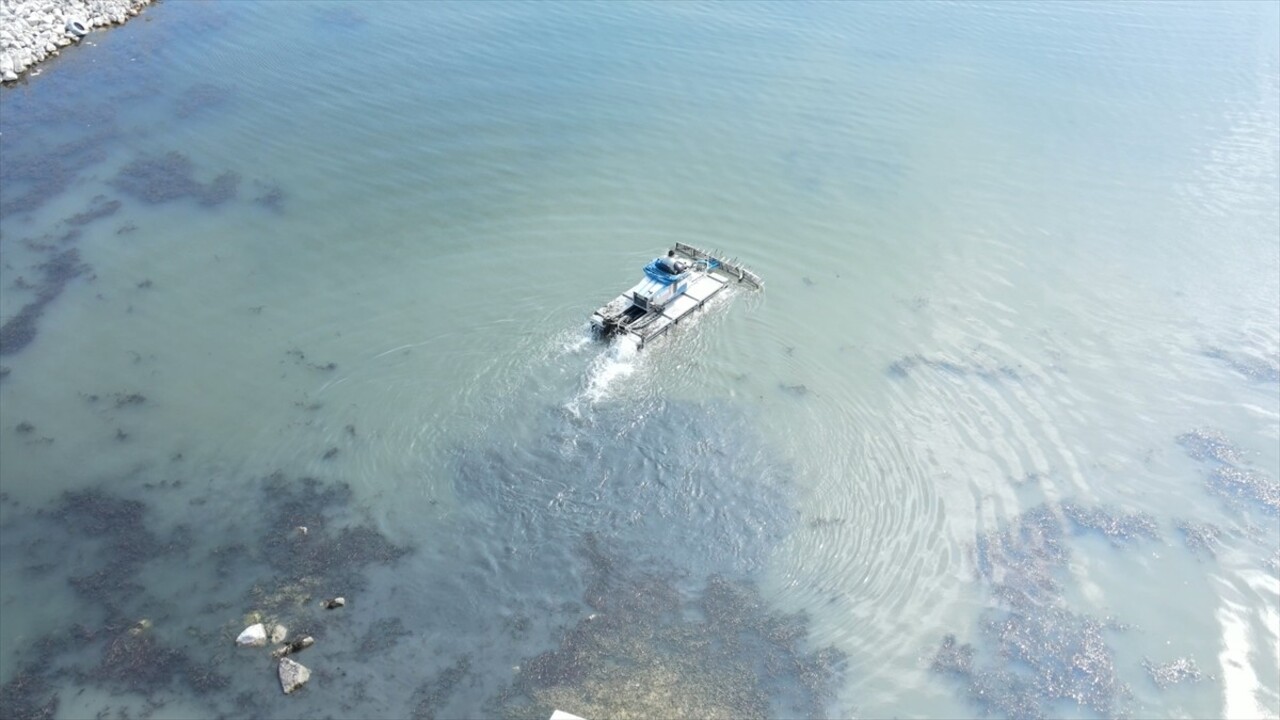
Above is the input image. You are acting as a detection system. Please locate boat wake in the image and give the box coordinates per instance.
[564,334,642,416]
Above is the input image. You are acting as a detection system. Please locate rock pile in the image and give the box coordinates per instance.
[0,0,153,83]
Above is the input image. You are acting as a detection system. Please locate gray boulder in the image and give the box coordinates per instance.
[278,657,311,694]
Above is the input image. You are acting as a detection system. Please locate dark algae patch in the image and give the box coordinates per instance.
[0,471,413,718]
[0,248,90,356]
[1203,346,1280,383]
[488,536,846,720]
[1178,428,1280,514]
[935,504,1133,720]
[111,151,240,207]
[1059,501,1160,547]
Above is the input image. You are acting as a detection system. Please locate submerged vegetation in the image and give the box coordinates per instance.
[935,504,1141,720]
[489,536,846,720]
[1178,428,1280,514]
[111,151,241,207]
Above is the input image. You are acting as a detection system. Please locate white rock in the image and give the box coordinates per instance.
[278,657,310,694]
[269,624,288,644]
[0,54,13,74]
[236,623,268,647]
[3,70,18,82]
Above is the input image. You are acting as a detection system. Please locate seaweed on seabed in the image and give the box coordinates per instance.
[358,617,411,655]
[0,668,58,720]
[90,622,229,697]
[411,656,472,720]
[257,473,411,604]
[1142,657,1202,689]
[1203,346,1280,383]
[934,505,1130,720]
[0,249,90,356]
[1059,501,1160,547]
[489,537,847,720]
[49,488,192,617]
[66,196,122,226]
[1176,428,1244,464]
[1175,520,1222,559]
[111,152,240,207]
[1177,428,1280,514]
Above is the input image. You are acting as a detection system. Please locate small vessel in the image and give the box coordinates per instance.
[590,242,762,348]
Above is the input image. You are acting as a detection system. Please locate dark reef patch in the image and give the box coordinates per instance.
[937,504,1130,720]
[488,536,846,720]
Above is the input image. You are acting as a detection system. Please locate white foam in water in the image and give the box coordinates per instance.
[563,335,642,415]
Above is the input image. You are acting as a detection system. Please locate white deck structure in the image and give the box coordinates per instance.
[589,242,762,348]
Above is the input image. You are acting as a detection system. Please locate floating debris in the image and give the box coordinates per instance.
[1059,501,1160,547]
[1143,657,1202,688]
[272,635,315,659]
[323,596,347,610]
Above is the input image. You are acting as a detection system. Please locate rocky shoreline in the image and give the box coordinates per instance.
[0,0,153,83]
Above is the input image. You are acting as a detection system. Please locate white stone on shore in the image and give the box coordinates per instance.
[1,0,153,83]
[278,657,311,694]
[236,623,268,647]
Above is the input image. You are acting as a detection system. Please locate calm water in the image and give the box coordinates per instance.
[1,2,1277,718]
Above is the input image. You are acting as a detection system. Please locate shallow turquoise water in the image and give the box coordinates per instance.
[1,2,1277,718]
